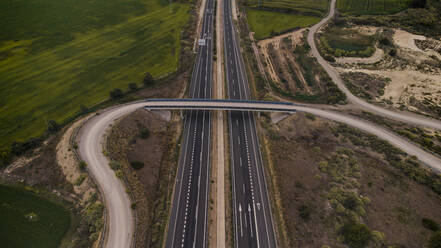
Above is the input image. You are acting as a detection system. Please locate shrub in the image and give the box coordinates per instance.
[128,82,137,91]
[423,218,440,231]
[143,72,154,86]
[47,120,60,133]
[75,174,87,185]
[305,112,316,121]
[339,222,372,248]
[109,161,121,171]
[110,88,123,99]
[372,230,385,244]
[298,204,311,220]
[428,231,441,248]
[0,149,11,168]
[130,161,144,170]
[343,194,361,211]
[139,128,150,139]
[79,161,87,170]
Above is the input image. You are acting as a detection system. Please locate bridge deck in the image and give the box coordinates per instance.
[144,99,299,112]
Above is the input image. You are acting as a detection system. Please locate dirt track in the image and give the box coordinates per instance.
[307,0,441,130]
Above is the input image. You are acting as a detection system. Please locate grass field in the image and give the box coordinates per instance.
[246,0,329,16]
[247,9,321,39]
[245,0,327,40]
[319,25,376,57]
[337,0,413,15]
[0,185,71,248]
[0,0,191,149]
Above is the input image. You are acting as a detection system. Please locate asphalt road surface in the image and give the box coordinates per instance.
[223,0,278,246]
[308,0,441,130]
[164,0,214,246]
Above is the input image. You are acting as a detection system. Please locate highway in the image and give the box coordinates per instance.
[223,0,278,246]
[164,0,214,246]
[308,0,441,130]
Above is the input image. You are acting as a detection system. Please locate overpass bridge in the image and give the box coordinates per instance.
[144,99,299,112]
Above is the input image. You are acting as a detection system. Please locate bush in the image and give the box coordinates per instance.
[139,128,150,139]
[339,222,372,248]
[130,161,144,170]
[128,82,137,91]
[109,161,121,171]
[75,174,87,185]
[298,205,311,220]
[109,88,123,99]
[79,161,87,170]
[143,72,154,86]
[47,120,60,133]
[0,149,11,168]
[423,218,440,231]
[429,231,441,248]
[343,194,361,211]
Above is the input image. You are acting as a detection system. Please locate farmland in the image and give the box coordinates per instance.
[0,185,71,248]
[245,0,329,16]
[337,0,413,15]
[246,9,321,39]
[0,0,191,150]
[244,0,328,39]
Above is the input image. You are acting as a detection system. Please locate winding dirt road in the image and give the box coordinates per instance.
[77,103,146,248]
[307,0,441,130]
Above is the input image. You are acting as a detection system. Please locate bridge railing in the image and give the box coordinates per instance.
[145,98,295,106]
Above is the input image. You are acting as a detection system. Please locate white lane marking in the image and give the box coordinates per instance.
[239,203,243,237]
[248,204,254,238]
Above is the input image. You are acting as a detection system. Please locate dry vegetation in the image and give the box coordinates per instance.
[260,113,441,248]
[325,23,441,118]
[107,109,182,248]
[257,30,346,104]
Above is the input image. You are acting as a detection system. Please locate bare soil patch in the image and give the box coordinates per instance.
[258,29,346,104]
[108,109,182,248]
[333,27,441,118]
[261,113,441,248]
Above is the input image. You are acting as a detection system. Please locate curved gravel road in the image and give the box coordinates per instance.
[307,0,441,130]
[77,102,146,248]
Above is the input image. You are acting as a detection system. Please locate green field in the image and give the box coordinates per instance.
[0,0,191,150]
[0,185,71,248]
[337,0,413,15]
[247,9,321,39]
[245,0,327,40]
[319,25,376,57]
[246,0,329,16]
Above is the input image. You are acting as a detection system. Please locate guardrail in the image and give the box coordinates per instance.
[145,105,297,112]
[145,98,295,105]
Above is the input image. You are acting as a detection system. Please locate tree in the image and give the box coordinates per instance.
[298,204,311,220]
[130,161,144,170]
[128,82,137,91]
[47,120,60,133]
[339,222,372,248]
[143,72,154,86]
[80,104,89,114]
[423,218,440,232]
[428,231,441,248]
[139,128,150,139]
[110,88,123,99]
[411,0,426,8]
[0,148,11,168]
